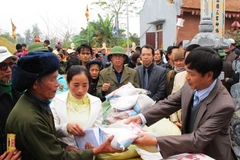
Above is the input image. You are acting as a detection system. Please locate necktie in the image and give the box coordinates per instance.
[144,68,148,89]
[193,91,199,107]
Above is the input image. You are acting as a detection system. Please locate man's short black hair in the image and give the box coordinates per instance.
[44,40,50,45]
[57,47,62,52]
[135,46,141,51]
[177,41,183,48]
[185,47,222,79]
[21,43,27,47]
[141,44,154,56]
[184,44,201,57]
[166,46,179,61]
[76,44,93,55]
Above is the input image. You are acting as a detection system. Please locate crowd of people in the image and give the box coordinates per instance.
[0,36,240,160]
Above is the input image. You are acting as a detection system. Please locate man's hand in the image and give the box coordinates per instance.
[92,135,123,155]
[174,122,182,128]
[133,132,157,146]
[101,83,111,92]
[0,150,21,160]
[67,123,85,136]
[124,115,142,125]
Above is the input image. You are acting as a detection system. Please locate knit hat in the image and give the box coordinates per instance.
[0,46,17,63]
[28,42,49,53]
[173,49,185,61]
[11,52,60,92]
[108,46,128,61]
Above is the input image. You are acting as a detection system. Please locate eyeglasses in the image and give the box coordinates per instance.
[0,62,17,71]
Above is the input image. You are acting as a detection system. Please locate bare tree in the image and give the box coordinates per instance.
[40,16,75,47]
[92,0,144,30]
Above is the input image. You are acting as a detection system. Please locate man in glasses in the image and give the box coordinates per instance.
[0,46,22,157]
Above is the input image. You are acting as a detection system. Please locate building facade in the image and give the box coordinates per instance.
[140,0,240,50]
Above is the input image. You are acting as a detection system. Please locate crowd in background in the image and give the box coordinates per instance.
[1,35,240,160]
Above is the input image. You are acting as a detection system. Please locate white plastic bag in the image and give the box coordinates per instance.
[105,82,148,100]
[133,94,155,113]
[101,128,138,151]
[110,95,138,111]
[102,122,158,151]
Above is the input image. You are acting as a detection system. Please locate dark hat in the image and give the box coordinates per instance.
[86,59,103,70]
[11,52,60,92]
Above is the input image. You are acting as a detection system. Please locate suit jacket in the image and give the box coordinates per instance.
[97,66,140,97]
[222,59,234,92]
[143,80,236,160]
[135,63,166,101]
[50,92,103,146]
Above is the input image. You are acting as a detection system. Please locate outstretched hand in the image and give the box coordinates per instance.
[92,135,125,155]
[124,115,142,125]
[133,132,157,146]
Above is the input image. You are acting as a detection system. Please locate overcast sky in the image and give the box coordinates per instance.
[0,0,141,40]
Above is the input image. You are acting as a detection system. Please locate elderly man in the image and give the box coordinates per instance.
[5,51,119,159]
[126,47,236,160]
[0,46,21,157]
[97,46,139,97]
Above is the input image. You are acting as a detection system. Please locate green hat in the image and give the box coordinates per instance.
[218,50,226,57]
[28,42,49,53]
[108,46,127,61]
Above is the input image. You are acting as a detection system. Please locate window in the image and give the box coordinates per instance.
[156,24,163,31]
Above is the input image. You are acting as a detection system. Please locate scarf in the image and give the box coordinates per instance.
[174,67,185,73]
[0,81,12,98]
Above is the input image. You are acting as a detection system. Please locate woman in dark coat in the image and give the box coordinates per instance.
[0,46,21,156]
[86,60,105,101]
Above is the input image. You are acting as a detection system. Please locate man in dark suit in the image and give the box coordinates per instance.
[126,47,236,160]
[135,45,166,101]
